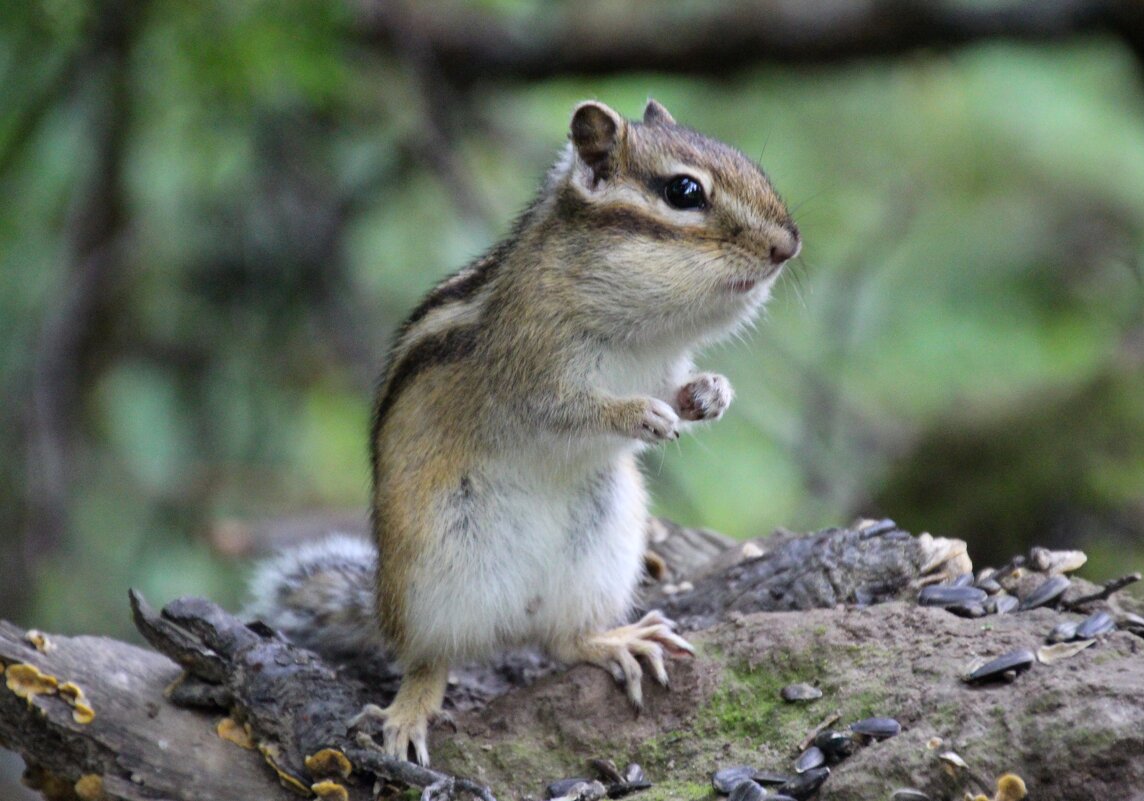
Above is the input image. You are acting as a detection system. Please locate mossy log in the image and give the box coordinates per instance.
[1,520,1141,801]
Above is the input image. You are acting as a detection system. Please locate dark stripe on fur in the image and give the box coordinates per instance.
[587,206,684,241]
[369,325,479,480]
[398,194,547,337]
[555,189,684,242]
[404,256,497,330]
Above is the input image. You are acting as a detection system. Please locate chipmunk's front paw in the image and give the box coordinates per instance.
[634,398,681,443]
[675,373,732,421]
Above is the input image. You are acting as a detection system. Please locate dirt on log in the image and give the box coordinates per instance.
[1,520,1142,801]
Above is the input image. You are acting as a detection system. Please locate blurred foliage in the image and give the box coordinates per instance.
[1,0,1142,644]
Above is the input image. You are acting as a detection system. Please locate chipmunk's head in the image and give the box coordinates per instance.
[551,99,800,344]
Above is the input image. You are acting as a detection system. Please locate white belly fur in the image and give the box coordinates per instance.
[400,448,648,665]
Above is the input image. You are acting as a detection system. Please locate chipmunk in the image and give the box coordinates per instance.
[246,99,800,766]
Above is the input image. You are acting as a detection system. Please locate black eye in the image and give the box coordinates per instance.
[663,175,707,210]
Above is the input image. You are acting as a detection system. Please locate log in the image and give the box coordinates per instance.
[1,520,1141,801]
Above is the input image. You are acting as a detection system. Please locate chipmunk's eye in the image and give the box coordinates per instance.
[663,175,707,210]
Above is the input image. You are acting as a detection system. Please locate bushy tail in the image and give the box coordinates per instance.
[243,533,387,659]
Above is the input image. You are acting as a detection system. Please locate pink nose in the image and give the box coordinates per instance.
[770,231,801,264]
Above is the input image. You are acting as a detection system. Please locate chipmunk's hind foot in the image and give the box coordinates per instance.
[350,662,449,766]
[558,610,694,710]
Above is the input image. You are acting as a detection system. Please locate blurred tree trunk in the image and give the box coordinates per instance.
[23,0,140,570]
[355,0,1144,82]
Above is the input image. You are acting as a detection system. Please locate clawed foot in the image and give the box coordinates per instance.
[567,610,694,710]
[350,664,448,766]
[675,373,732,422]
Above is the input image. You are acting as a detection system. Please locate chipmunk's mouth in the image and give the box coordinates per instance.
[727,277,758,293]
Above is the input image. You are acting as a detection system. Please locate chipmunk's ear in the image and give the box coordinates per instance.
[570,101,626,184]
[642,99,675,126]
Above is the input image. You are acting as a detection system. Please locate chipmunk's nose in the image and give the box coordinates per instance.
[769,225,801,265]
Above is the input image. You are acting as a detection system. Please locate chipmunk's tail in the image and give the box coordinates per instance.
[244,533,387,659]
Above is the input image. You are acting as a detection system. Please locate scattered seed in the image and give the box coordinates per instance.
[947,603,987,618]
[1019,575,1069,611]
[753,771,793,787]
[24,630,55,653]
[952,573,974,588]
[799,712,841,751]
[986,594,1019,615]
[781,683,823,702]
[938,751,968,770]
[918,585,988,608]
[621,763,645,785]
[858,518,898,538]
[964,649,1035,683]
[712,766,755,795]
[546,779,590,799]
[936,750,993,794]
[580,782,607,801]
[992,557,1025,584]
[779,767,829,800]
[848,717,901,739]
[544,780,607,801]
[1047,620,1078,643]
[813,729,854,760]
[1027,547,1087,575]
[917,532,972,578]
[794,746,825,773]
[891,791,931,801]
[728,779,765,801]
[976,577,1002,595]
[1075,611,1115,639]
[1037,639,1095,664]
[589,759,622,783]
[1118,612,1144,636]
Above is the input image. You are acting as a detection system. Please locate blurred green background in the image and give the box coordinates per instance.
[2,0,1143,650]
